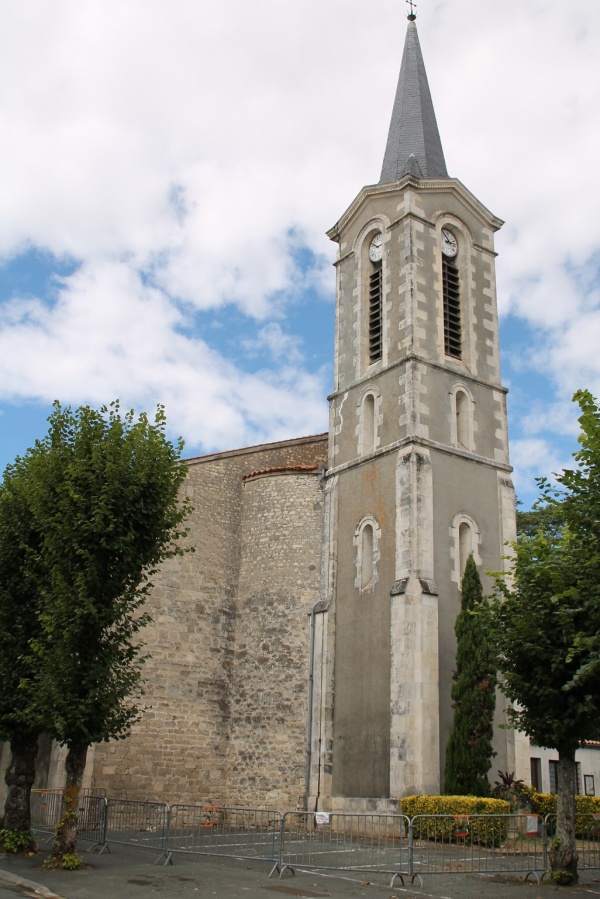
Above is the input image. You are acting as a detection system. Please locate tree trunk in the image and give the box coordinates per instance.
[48,743,88,867]
[549,751,579,885]
[2,732,38,839]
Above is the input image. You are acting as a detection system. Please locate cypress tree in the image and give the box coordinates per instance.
[444,553,496,796]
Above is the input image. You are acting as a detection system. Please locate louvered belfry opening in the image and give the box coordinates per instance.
[443,256,461,358]
[369,263,383,363]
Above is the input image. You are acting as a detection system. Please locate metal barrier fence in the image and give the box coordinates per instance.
[545,815,600,872]
[167,805,281,867]
[104,799,170,857]
[30,789,108,848]
[28,796,600,882]
[277,811,410,881]
[409,814,546,883]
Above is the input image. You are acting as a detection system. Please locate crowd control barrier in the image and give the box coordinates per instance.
[103,799,170,857]
[30,789,108,848]
[545,814,600,873]
[28,795,600,883]
[276,811,410,881]
[408,814,546,883]
[167,805,281,868]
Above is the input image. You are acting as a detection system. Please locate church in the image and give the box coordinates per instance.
[7,9,578,813]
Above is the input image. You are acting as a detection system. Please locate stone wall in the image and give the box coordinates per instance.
[90,434,327,805]
[225,468,324,809]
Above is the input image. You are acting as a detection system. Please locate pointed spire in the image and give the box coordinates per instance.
[379,15,448,183]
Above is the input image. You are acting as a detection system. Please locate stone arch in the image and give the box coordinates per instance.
[450,382,475,451]
[433,213,475,370]
[356,386,382,455]
[450,512,481,586]
[354,217,390,375]
[353,515,382,593]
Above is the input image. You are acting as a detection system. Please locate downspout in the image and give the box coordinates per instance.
[304,465,329,812]
[304,601,320,812]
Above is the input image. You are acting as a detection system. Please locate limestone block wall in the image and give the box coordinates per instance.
[225,468,324,809]
[90,434,327,805]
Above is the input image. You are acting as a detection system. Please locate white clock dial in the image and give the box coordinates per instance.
[369,233,383,262]
[441,228,458,257]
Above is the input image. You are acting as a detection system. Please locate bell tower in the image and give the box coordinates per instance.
[310,9,516,809]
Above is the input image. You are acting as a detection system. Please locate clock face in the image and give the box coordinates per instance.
[369,233,383,263]
[441,228,458,257]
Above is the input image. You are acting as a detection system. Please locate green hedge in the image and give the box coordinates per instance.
[519,786,600,837]
[400,795,511,846]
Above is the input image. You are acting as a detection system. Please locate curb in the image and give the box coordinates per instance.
[0,864,63,899]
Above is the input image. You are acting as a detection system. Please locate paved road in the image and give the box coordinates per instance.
[4,845,600,899]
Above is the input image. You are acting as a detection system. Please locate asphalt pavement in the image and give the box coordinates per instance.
[3,844,600,899]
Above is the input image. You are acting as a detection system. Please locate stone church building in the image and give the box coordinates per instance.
[10,11,576,813]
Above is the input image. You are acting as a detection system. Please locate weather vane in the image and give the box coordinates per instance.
[406,0,417,20]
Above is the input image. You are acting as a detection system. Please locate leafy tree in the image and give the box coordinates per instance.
[0,401,191,864]
[0,466,46,844]
[444,554,496,797]
[492,389,600,885]
[516,500,565,540]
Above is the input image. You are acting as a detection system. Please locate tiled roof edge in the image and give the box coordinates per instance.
[243,465,320,482]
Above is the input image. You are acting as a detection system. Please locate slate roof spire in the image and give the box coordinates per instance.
[379,10,448,183]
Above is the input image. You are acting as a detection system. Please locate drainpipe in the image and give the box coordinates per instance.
[304,465,329,812]
[304,601,323,812]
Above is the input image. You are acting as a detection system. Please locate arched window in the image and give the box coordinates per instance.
[450,513,481,587]
[354,516,381,593]
[361,525,374,590]
[450,384,474,452]
[358,390,380,455]
[441,227,461,359]
[456,389,469,450]
[363,394,375,452]
[366,232,383,365]
[458,522,472,576]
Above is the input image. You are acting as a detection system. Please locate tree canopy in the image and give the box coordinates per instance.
[0,401,192,856]
[492,389,600,883]
[22,401,192,751]
[494,390,600,754]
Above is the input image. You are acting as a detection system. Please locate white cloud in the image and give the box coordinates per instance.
[510,438,572,501]
[517,399,580,441]
[1,0,600,470]
[241,323,304,364]
[0,260,328,451]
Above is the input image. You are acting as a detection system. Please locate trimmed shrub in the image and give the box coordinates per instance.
[400,795,511,846]
[520,785,600,837]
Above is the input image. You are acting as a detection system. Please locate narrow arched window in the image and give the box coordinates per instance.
[458,522,472,576]
[354,516,381,593]
[361,524,374,590]
[451,513,481,587]
[363,393,375,453]
[441,228,461,359]
[456,390,469,449]
[368,234,383,364]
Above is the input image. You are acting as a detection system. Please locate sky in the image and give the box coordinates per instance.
[1,0,600,509]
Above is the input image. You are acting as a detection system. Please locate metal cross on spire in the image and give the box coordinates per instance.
[406,0,417,21]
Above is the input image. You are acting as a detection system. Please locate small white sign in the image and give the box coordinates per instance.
[315,812,330,827]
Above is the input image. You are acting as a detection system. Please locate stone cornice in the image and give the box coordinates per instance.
[324,435,513,480]
[328,353,508,401]
[327,177,504,244]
